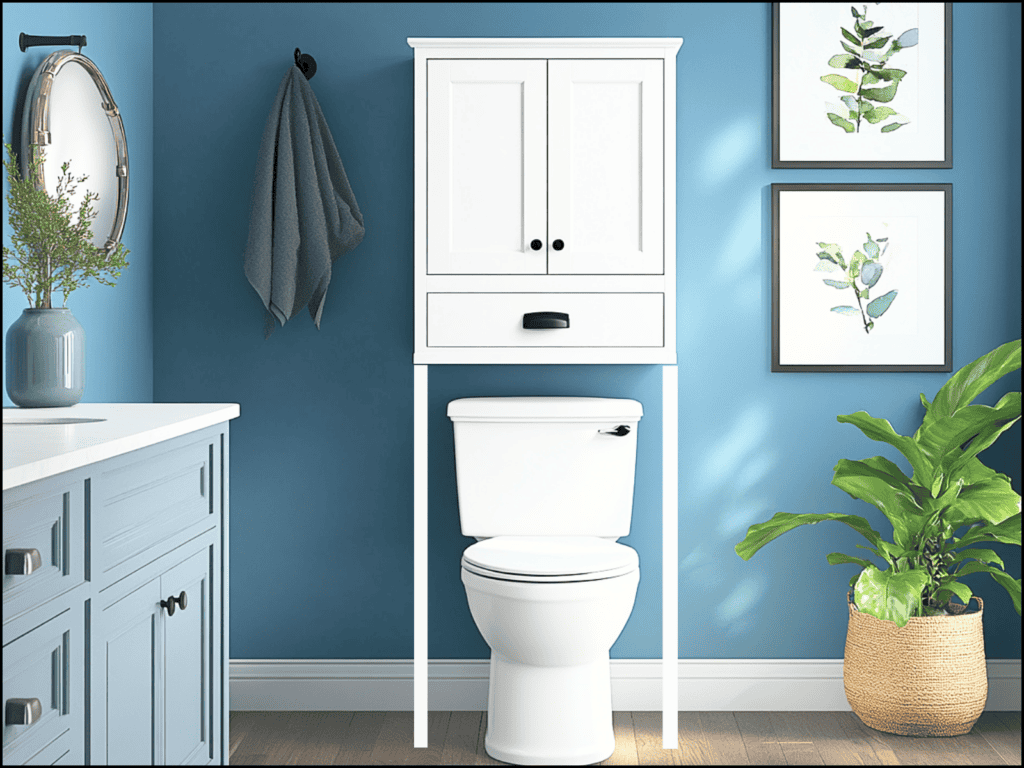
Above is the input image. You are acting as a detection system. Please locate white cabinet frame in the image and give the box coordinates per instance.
[410,37,682,753]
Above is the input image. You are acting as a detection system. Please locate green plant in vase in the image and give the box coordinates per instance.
[3,139,129,308]
[736,339,1022,627]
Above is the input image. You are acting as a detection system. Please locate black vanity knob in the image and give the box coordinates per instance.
[552,239,564,251]
[530,239,543,251]
[161,590,187,616]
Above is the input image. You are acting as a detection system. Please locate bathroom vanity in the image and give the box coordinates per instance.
[2,403,238,765]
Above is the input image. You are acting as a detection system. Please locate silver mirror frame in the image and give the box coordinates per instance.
[21,50,129,254]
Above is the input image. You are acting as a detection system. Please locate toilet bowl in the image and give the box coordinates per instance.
[448,397,643,765]
[461,536,639,765]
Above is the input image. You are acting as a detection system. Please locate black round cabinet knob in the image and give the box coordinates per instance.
[530,239,543,251]
[552,239,564,251]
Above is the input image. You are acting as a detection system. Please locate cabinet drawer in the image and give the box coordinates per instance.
[3,479,84,623]
[2,607,80,765]
[427,293,664,347]
[95,437,213,578]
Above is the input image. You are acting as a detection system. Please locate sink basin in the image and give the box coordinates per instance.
[3,416,107,425]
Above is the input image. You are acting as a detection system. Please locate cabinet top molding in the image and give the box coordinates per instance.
[408,37,683,52]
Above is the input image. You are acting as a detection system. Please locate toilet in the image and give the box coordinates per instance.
[447,396,643,766]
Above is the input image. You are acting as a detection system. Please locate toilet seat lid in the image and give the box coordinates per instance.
[461,536,638,580]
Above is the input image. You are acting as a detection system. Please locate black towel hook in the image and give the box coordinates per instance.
[294,48,316,80]
[20,33,87,54]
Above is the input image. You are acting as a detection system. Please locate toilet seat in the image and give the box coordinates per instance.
[461,536,639,583]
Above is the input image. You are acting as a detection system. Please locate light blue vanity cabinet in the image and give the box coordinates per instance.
[2,404,238,766]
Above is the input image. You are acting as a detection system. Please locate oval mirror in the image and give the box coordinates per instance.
[21,50,129,253]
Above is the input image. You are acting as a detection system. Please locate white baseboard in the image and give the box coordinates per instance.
[230,658,1021,712]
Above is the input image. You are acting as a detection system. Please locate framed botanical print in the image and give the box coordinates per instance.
[773,2,952,168]
[772,184,952,372]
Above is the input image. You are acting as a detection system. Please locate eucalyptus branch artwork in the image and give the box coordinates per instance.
[815,231,897,333]
[821,5,918,134]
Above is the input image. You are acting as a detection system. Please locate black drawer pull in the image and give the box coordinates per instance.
[523,311,569,329]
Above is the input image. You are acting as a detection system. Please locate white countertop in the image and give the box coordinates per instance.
[3,403,240,490]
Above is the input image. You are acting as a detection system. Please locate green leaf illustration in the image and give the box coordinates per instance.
[822,74,859,93]
[850,6,860,19]
[814,260,843,273]
[861,83,899,103]
[864,105,898,124]
[828,113,856,132]
[881,122,905,133]
[863,34,891,50]
[867,290,898,317]
[864,239,880,259]
[841,26,860,45]
[875,68,908,82]
[828,53,859,69]
[832,306,860,316]
[824,278,854,289]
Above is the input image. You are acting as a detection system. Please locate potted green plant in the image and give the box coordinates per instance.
[736,339,1021,736]
[3,140,129,407]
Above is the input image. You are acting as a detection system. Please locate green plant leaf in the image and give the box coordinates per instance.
[866,290,897,317]
[863,105,898,124]
[864,239,880,259]
[860,48,886,64]
[881,122,904,133]
[822,74,859,93]
[832,458,925,550]
[841,26,861,45]
[848,250,867,279]
[827,552,875,568]
[861,83,899,103]
[956,513,1022,549]
[861,71,880,85]
[947,474,1022,528]
[854,565,930,627]
[831,305,860,316]
[863,34,892,50]
[827,113,856,133]
[950,548,1006,569]
[836,411,933,489]
[815,260,843,273]
[828,54,859,69]
[735,512,884,561]
[850,6,860,19]
[988,570,1022,615]
[932,580,973,606]
[824,278,854,289]
[926,340,1022,423]
[875,68,908,81]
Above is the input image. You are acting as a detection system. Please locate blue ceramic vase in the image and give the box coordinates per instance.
[5,308,85,407]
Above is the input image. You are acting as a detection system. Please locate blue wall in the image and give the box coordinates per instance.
[2,2,154,404]
[5,3,1019,662]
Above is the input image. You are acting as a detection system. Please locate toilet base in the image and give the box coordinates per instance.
[483,652,616,765]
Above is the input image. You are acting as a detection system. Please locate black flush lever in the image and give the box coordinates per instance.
[599,425,631,437]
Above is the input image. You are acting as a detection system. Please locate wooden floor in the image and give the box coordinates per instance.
[229,710,1021,765]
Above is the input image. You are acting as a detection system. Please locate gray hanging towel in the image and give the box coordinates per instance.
[243,65,364,338]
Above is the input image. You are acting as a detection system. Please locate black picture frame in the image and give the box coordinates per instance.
[772,2,952,168]
[771,184,952,372]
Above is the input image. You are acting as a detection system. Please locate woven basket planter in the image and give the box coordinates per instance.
[843,592,987,736]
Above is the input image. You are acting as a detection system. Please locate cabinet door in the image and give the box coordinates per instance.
[161,548,211,766]
[547,60,664,275]
[427,59,547,274]
[95,578,163,765]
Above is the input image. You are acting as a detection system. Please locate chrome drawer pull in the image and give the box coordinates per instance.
[5,698,42,726]
[5,548,42,576]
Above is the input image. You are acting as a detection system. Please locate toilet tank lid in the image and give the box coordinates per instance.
[447,396,642,422]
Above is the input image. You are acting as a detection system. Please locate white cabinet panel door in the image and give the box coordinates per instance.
[548,60,664,275]
[427,59,547,274]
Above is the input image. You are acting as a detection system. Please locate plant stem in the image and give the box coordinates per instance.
[852,286,871,333]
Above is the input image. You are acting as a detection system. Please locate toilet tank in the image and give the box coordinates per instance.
[447,397,643,538]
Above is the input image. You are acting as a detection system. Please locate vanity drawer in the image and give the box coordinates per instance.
[2,479,84,623]
[426,292,664,348]
[94,436,214,579]
[2,605,81,765]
